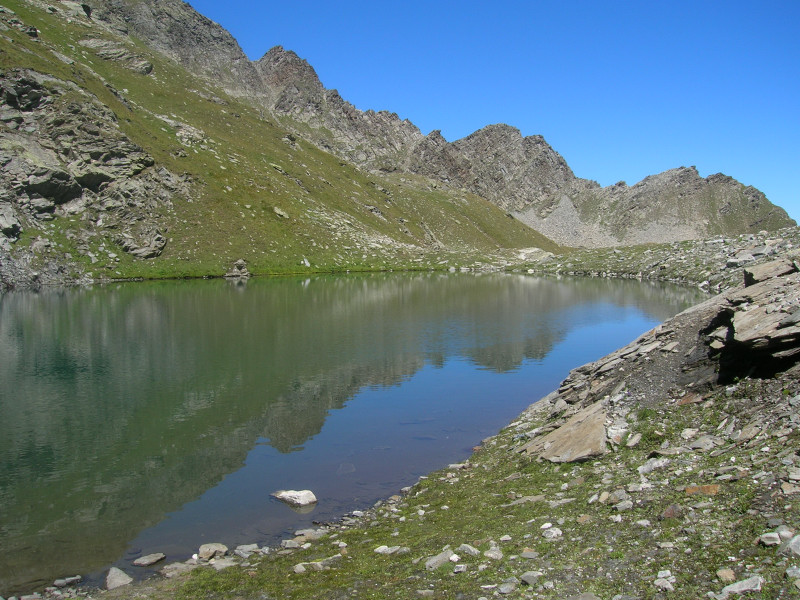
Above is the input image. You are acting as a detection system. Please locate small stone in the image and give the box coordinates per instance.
[498,582,517,594]
[759,532,781,546]
[457,543,480,556]
[654,578,674,591]
[235,544,260,559]
[786,535,800,556]
[105,567,133,590]
[484,547,504,560]
[638,457,671,474]
[521,571,542,585]
[425,549,454,570]
[657,542,675,549]
[542,527,563,539]
[785,566,800,578]
[681,428,699,440]
[453,564,467,573]
[718,575,764,597]
[161,562,200,578]
[717,568,736,583]
[614,500,634,511]
[781,482,800,495]
[211,557,238,571]
[626,433,642,448]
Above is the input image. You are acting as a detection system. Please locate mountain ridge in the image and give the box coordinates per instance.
[0,0,795,290]
[85,0,793,247]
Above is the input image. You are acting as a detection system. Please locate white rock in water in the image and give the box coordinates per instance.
[272,489,318,508]
[106,567,133,590]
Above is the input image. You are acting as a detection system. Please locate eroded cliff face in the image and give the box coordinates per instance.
[0,66,186,288]
[90,0,268,101]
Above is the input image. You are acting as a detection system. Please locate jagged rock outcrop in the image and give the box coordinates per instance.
[515,256,799,469]
[90,0,267,101]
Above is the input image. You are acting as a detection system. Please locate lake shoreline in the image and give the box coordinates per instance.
[7,229,800,600]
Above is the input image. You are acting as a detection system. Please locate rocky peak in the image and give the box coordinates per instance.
[255,46,323,93]
[91,0,266,100]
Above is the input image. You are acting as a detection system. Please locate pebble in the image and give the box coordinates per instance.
[498,581,517,594]
[520,571,542,585]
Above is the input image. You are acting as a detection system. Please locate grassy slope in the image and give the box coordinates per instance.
[1,0,559,281]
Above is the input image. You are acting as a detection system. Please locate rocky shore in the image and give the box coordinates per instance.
[3,232,800,600]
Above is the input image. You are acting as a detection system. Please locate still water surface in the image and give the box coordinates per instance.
[0,273,705,594]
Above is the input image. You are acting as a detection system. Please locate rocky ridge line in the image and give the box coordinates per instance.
[87,0,795,247]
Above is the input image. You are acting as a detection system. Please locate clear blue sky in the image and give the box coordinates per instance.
[186,0,800,223]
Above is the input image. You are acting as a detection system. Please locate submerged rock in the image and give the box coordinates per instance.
[133,552,166,566]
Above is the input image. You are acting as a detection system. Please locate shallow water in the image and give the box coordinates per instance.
[0,272,704,594]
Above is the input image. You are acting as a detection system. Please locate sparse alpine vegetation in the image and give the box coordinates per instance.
[0,0,795,291]
[0,0,555,291]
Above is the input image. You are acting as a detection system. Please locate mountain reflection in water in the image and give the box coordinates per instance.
[0,272,705,594]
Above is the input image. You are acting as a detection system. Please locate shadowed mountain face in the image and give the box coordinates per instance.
[0,272,704,594]
[85,0,793,247]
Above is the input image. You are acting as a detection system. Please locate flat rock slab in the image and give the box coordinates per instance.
[160,561,200,578]
[133,552,166,566]
[519,400,607,463]
[743,258,797,287]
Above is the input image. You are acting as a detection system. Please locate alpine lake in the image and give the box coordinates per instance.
[0,272,706,595]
